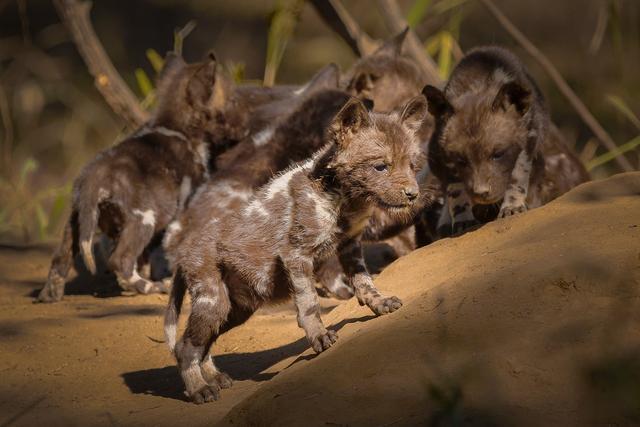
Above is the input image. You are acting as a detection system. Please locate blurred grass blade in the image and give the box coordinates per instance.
[433,0,469,15]
[47,187,70,234]
[606,94,640,131]
[35,202,48,241]
[407,0,431,28]
[425,32,441,57]
[227,62,246,84]
[264,0,305,86]
[174,20,197,56]
[587,136,640,171]
[146,49,165,74]
[135,69,154,97]
[19,158,37,188]
[438,32,453,80]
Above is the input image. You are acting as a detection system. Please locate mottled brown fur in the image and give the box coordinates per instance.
[37,53,247,302]
[164,96,428,403]
[423,46,588,236]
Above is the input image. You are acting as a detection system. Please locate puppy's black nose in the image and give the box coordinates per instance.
[403,187,418,201]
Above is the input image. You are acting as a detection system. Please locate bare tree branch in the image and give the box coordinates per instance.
[376,0,441,85]
[310,0,379,57]
[480,0,633,172]
[53,0,149,130]
[0,83,13,178]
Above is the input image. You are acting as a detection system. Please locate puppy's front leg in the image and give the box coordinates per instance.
[499,149,532,217]
[338,239,402,315]
[283,253,337,354]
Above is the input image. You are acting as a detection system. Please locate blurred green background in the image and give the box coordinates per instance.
[0,0,638,244]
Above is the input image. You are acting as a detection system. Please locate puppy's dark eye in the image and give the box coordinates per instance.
[491,150,505,160]
[374,163,388,172]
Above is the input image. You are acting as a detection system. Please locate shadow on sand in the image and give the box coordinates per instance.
[121,314,376,402]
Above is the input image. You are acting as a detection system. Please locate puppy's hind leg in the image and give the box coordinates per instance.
[37,211,79,302]
[108,213,162,295]
[175,267,232,404]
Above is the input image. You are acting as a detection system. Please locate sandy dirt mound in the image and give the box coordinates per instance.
[220,172,640,426]
[0,173,638,426]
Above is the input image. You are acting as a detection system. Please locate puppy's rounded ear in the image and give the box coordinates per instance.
[376,27,409,56]
[492,81,531,115]
[330,97,372,147]
[422,85,453,120]
[304,63,340,94]
[400,95,428,133]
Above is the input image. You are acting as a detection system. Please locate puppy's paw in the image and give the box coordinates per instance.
[451,219,480,236]
[370,295,403,315]
[310,330,338,354]
[498,203,527,218]
[212,372,233,389]
[35,279,64,303]
[189,385,221,404]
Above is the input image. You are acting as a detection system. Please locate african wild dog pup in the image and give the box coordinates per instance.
[163,66,358,299]
[37,53,244,302]
[424,46,554,234]
[164,95,428,403]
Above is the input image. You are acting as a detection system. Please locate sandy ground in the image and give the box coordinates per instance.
[1,172,639,426]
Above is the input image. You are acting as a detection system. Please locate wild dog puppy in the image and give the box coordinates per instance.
[344,29,425,114]
[37,53,245,302]
[423,46,555,235]
[162,65,348,270]
[164,96,428,403]
[213,63,341,172]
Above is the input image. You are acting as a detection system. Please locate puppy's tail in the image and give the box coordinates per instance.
[77,185,104,275]
[164,267,187,353]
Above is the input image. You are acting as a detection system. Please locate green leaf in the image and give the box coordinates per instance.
[587,135,640,171]
[146,49,165,74]
[407,0,431,28]
[135,68,154,97]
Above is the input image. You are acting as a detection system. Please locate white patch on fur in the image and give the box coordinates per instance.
[80,239,93,261]
[154,126,188,141]
[134,125,188,142]
[244,199,269,217]
[179,177,192,208]
[165,323,176,350]
[133,209,156,227]
[252,127,275,147]
[97,187,109,200]
[310,191,336,226]
[293,82,309,96]
[265,168,295,200]
[195,295,218,307]
[164,220,182,247]
[492,68,513,85]
[196,143,210,177]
